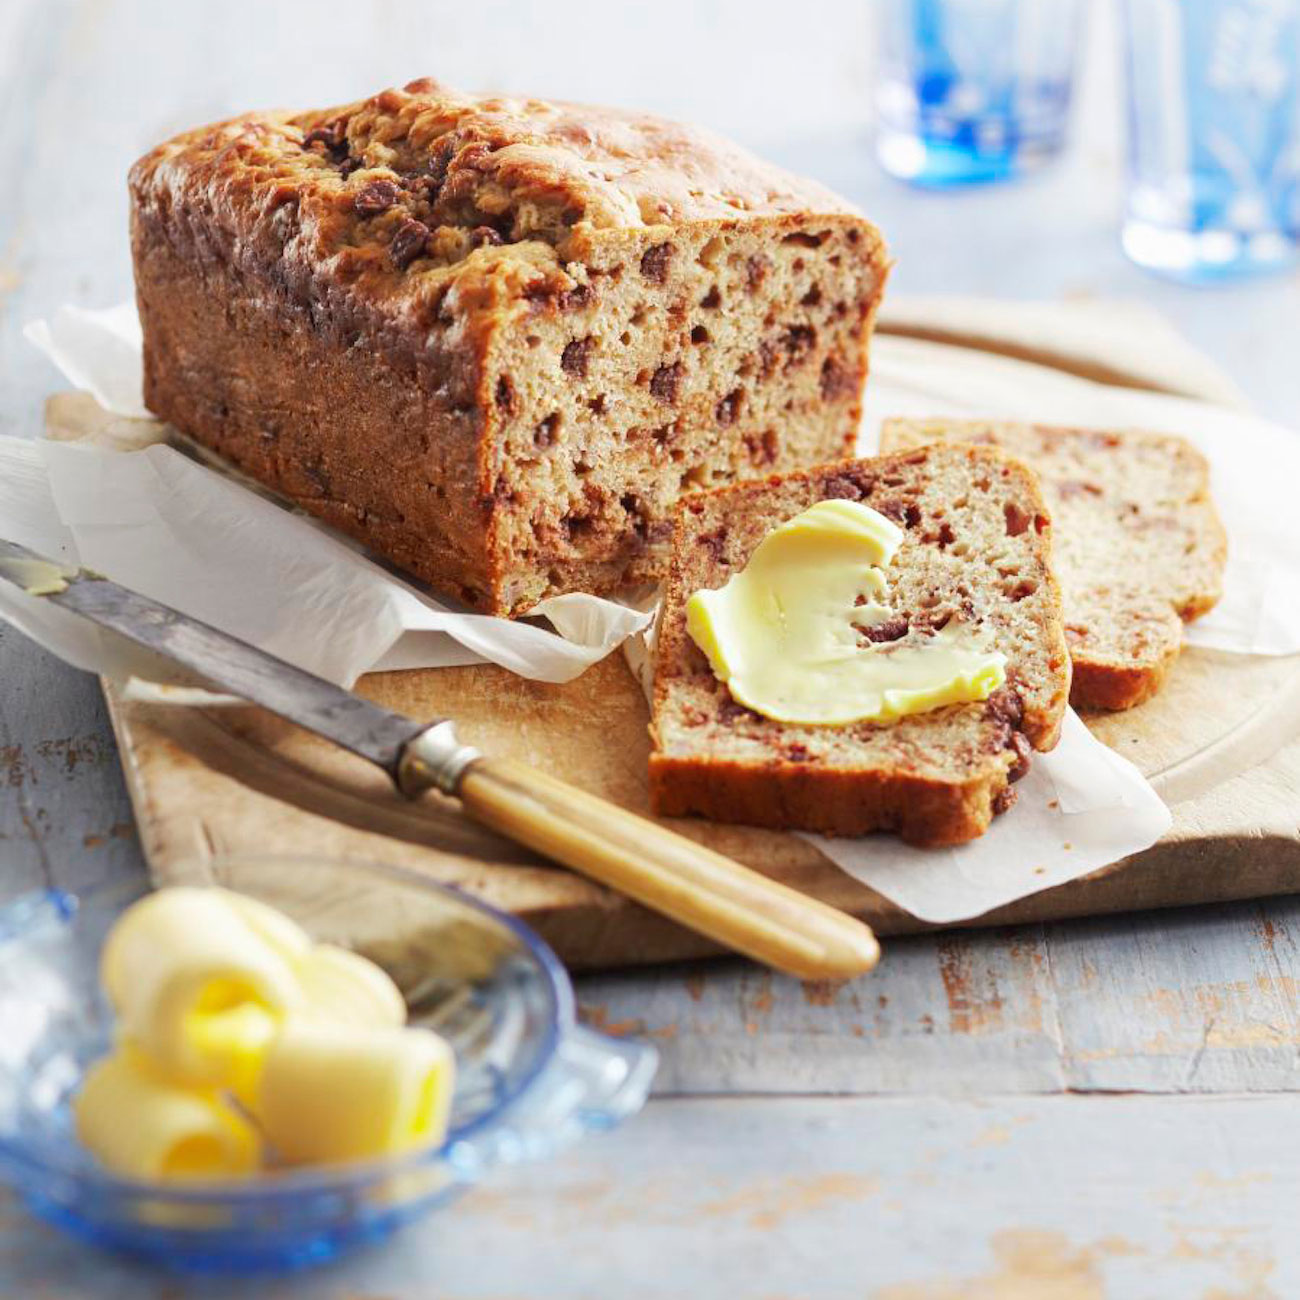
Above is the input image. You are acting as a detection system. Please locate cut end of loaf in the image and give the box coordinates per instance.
[485,217,887,613]
[649,445,1072,846]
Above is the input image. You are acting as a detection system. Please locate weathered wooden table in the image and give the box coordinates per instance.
[3,2,1300,1295]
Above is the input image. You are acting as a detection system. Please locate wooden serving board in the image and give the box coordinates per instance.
[105,620,1300,971]
[103,320,1300,971]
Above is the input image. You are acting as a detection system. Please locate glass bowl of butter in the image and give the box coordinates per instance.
[0,857,657,1272]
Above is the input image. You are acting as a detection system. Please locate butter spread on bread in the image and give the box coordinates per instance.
[879,418,1226,711]
[685,500,1005,725]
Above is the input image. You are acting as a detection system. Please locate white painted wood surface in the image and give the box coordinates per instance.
[581,897,1300,1096]
[2,0,1300,1293]
[4,1096,1299,1298]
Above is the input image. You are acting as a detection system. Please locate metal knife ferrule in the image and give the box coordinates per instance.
[396,721,482,798]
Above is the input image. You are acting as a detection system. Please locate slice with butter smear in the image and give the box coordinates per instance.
[685,499,1006,726]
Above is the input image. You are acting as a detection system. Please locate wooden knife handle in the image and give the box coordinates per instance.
[454,756,880,981]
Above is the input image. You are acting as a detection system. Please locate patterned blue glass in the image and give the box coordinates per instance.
[1122,0,1300,281]
[875,0,1083,186]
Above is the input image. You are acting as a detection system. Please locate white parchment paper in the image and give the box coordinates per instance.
[800,711,1171,923]
[15,300,1298,923]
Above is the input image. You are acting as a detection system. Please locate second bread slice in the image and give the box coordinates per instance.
[649,444,1071,846]
[880,419,1227,710]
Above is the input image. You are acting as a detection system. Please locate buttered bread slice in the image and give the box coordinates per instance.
[880,418,1226,710]
[649,445,1071,846]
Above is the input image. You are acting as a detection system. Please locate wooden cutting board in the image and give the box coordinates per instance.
[108,642,1300,967]
[103,323,1300,971]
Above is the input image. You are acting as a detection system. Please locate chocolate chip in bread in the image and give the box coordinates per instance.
[649,445,1072,847]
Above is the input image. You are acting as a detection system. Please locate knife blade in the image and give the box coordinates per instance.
[0,537,425,781]
[0,537,880,979]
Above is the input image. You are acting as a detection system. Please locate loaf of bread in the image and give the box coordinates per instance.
[879,419,1226,710]
[649,445,1071,846]
[129,79,890,616]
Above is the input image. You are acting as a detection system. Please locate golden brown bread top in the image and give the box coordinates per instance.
[129,77,865,335]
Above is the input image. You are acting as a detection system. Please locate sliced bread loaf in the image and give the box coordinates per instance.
[131,80,889,616]
[648,445,1071,846]
[879,418,1227,710]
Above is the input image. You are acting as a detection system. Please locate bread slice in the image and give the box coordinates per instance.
[648,445,1071,846]
[879,419,1227,710]
[130,79,889,616]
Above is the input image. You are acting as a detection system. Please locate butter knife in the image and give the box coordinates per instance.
[0,538,880,979]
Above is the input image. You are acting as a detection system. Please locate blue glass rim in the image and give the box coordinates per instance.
[0,855,575,1203]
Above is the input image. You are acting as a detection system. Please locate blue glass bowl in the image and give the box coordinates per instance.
[0,857,657,1273]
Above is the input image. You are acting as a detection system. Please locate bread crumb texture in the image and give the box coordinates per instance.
[650,444,1071,846]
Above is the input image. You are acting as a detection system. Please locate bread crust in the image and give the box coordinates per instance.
[1068,655,1175,712]
[649,445,1071,846]
[129,79,889,614]
[649,754,1016,847]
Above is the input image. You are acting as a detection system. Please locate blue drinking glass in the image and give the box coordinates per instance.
[1122,0,1300,282]
[875,0,1084,186]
